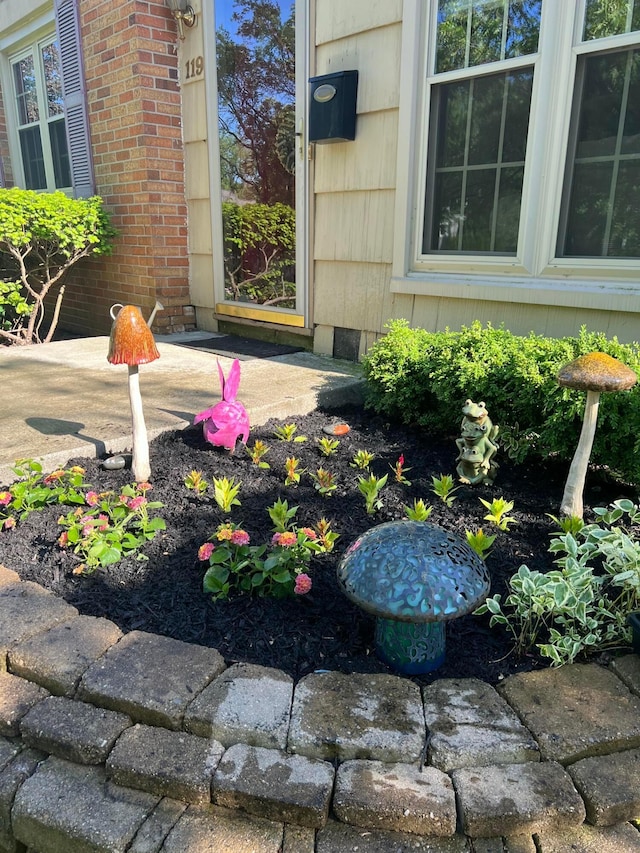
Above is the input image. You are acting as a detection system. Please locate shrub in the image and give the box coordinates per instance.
[363,319,640,483]
[0,188,116,345]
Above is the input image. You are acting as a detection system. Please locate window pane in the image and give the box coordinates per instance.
[436,0,541,73]
[584,0,640,40]
[41,41,64,118]
[560,48,640,257]
[13,56,39,124]
[19,127,46,190]
[49,118,71,188]
[425,68,533,253]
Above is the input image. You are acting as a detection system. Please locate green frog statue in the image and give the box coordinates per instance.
[455,399,499,485]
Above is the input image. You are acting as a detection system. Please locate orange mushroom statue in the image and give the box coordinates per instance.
[557,352,637,519]
[107,304,161,483]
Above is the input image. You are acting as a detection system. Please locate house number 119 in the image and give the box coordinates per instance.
[185,56,204,79]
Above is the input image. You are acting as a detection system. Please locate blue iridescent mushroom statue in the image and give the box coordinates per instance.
[337,521,490,674]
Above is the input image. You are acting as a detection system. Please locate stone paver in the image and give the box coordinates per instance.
[12,756,159,853]
[611,655,640,697]
[536,822,640,852]
[184,663,293,749]
[452,761,586,837]
[19,695,132,764]
[282,824,315,853]
[128,798,187,853]
[160,804,284,853]
[0,582,77,668]
[213,743,334,828]
[422,678,539,771]
[0,567,20,587]
[8,615,123,697]
[0,672,48,736]
[567,748,640,826]
[0,736,22,775]
[106,723,224,804]
[0,747,44,853]
[288,671,425,762]
[78,630,226,729]
[498,664,640,764]
[333,759,456,836]
[316,819,470,852]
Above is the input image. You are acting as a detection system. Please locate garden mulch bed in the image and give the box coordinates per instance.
[0,406,635,687]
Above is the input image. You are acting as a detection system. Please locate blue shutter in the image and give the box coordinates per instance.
[54,0,95,197]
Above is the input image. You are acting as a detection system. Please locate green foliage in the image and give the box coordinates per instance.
[267,497,298,532]
[363,320,640,483]
[0,460,88,528]
[431,474,459,507]
[184,470,208,494]
[403,498,433,521]
[350,449,375,470]
[465,528,497,560]
[310,468,337,497]
[357,472,388,515]
[222,201,295,306]
[480,497,517,531]
[58,483,165,574]
[246,440,270,468]
[0,189,116,344]
[284,456,304,486]
[314,517,340,552]
[547,513,584,535]
[390,454,411,485]
[274,423,306,442]
[212,477,242,514]
[475,499,640,665]
[317,437,340,456]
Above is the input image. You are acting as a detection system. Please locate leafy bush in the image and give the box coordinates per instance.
[363,319,640,482]
[222,201,295,307]
[475,499,640,665]
[0,188,116,345]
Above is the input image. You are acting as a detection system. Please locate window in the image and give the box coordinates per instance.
[11,38,71,192]
[395,0,640,294]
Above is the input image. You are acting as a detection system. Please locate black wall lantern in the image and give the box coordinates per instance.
[309,70,358,144]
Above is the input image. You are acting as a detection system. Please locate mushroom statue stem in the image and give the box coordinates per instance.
[560,389,599,519]
[126,364,151,483]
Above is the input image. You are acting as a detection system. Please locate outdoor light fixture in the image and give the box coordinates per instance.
[166,0,196,40]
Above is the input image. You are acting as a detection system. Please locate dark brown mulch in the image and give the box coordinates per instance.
[0,406,634,688]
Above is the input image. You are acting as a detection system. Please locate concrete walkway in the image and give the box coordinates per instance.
[0,334,639,851]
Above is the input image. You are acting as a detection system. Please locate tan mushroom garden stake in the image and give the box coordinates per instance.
[107,304,161,482]
[557,352,637,519]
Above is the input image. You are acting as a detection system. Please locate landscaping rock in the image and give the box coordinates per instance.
[498,664,640,764]
[128,798,187,853]
[611,655,640,697]
[422,678,539,770]
[567,748,640,826]
[315,819,469,852]
[0,673,48,736]
[77,630,226,729]
[452,761,586,837]
[287,671,425,761]
[212,742,334,827]
[106,723,224,803]
[12,757,159,853]
[8,615,123,697]
[19,695,131,764]
[0,567,20,587]
[0,582,77,669]
[333,759,456,836]
[160,803,284,852]
[184,663,293,749]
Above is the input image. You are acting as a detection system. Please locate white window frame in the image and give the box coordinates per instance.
[392,0,640,314]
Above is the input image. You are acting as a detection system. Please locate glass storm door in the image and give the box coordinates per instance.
[212,0,307,328]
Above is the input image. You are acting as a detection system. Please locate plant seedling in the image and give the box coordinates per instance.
[403,499,433,521]
[350,449,375,470]
[431,474,459,507]
[274,423,307,442]
[390,454,411,485]
[267,498,298,532]
[547,513,584,535]
[310,468,337,497]
[480,497,517,531]
[212,477,241,514]
[284,457,305,486]
[357,473,388,515]
[465,528,497,560]
[246,440,270,468]
[317,436,340,456]
[315,517,340,552]
[184,470,208,494]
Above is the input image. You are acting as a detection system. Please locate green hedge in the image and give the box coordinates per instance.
[362,320,640,483]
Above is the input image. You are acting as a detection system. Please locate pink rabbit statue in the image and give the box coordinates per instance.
[194,359,250,450]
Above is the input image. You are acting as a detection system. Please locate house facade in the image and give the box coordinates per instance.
[1,1,639,353]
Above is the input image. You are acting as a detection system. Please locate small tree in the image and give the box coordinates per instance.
[0,188,116,345]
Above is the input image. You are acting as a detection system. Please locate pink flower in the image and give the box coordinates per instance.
[198,542,215,561]
[44,470,64,484]
[294,574,312,595]
[0,492,11,507]
[97,515,109,531]
[3,517,15,531]
[82,523,93,536]
[119,494,129,504]
[398,454,405,467]
[216,526,233,541]
[230,529,250,546]
[85,491,99,506]
[58,531,69,547]
[138,482,153,492]
[301,527,317,540]
[127,496,147,511]
[273,531,297,547]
